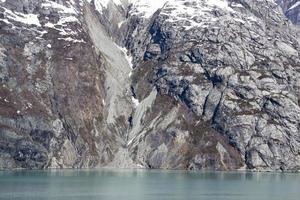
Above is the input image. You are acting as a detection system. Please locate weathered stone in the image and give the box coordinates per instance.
[0,0,299,172]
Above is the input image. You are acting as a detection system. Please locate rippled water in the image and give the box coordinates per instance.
[0,169,299,200]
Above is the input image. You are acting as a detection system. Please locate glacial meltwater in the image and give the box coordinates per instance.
[0,169,299,200]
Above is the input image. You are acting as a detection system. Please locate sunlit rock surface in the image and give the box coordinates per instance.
[0,0,299,171]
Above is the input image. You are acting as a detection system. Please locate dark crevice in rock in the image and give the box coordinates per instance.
[128,115,133,129]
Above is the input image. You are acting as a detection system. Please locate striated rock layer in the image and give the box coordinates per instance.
[0,0,299,171]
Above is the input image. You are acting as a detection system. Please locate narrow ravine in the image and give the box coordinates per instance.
[84,3,146,168]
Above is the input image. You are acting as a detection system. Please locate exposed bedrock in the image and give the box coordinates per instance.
[0,0,299,171]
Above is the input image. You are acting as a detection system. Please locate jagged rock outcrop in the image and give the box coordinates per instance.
[0,0,133,169]
[0,0,299,171]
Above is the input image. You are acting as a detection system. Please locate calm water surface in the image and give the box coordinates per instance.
[0,169,299,200]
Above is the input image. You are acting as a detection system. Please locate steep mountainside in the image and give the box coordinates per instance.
[0,0,299,171]
[277,0,300,24]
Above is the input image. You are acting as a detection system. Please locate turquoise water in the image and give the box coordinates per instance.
[0,169,299,200]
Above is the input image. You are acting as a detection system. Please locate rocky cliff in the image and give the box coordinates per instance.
[0,0,299,171]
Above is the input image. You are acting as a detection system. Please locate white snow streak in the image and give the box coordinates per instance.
[288,2,300,11]
[57,16,78,25]
[3,8,41,26]
[131,97,140,107]
[41,1,77,14]
[129,0,167,18]
[93,0,122,14]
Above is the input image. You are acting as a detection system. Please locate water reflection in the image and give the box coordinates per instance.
[0,169,299,200]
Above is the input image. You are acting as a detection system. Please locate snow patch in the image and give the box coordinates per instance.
[128,0,234,19]
[47,44,52,48]
[0,18,12,25]
[129,0,167,18]
[206,0,234,12]
[233,18,246,24]
[118,20,125,28]
[58,37,85,43]
[93,0,122,14]
[231,3,244,8]
[3,8,41,26]
[132,96,140,107]
[44,22,55,28]
[43,17,79,38]
[57,16,78,25]
[41,1,77,14]
[161,0,236,30]
[40,30,48,36]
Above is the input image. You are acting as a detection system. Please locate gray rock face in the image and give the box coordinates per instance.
[0,0,299,171]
